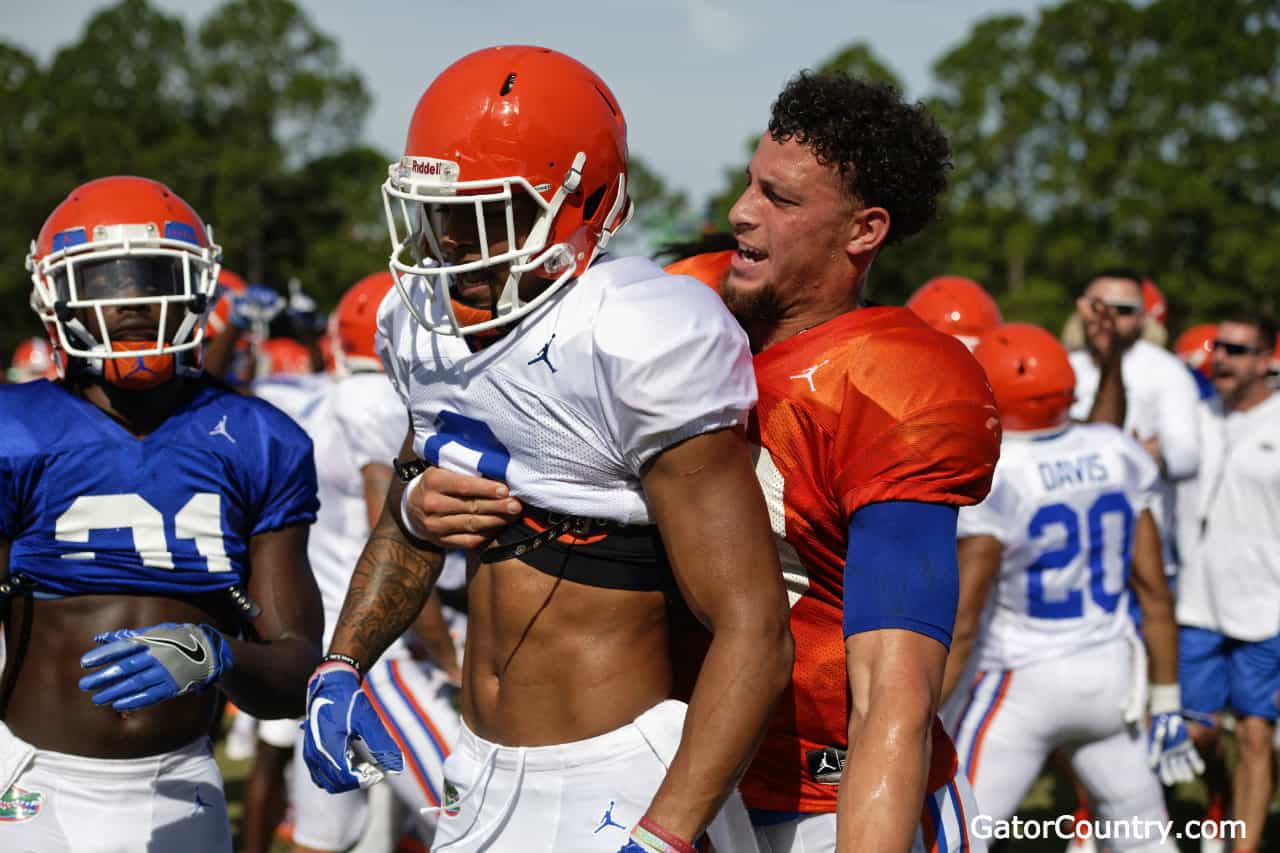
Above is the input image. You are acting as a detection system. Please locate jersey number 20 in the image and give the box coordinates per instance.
[1025,491,1133,619]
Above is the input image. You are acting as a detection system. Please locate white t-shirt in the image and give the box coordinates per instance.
[1070,339,1201,571]
[958,423,1158,671]
[1176,392,1280,641]
[376,256,757,524]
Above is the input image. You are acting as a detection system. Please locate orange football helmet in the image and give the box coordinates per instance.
[663,250,733,292]
[330,271,395,375]
[1174,323,1216,378]
[8,337,60,383]
[907,276,1002,350]
[1141,278,1167,326]
[258,338,313,377]
[383,45,632,336]
[972,323,1076,433]
[206,267,248,338]
[26,176,221,389]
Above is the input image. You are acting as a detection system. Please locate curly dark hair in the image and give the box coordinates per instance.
[768,71,951,246]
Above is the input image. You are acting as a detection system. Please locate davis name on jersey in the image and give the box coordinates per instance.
[0,378,318,597]
[376,256,756,524]
[957,422,1159,672]
[740,307,1000,813]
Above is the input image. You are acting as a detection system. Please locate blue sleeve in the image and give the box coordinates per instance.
[252,419,320,536]
[842,500,959,647]
[0,456,16,540]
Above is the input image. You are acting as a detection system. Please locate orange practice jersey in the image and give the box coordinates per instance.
[739,306,1001,813]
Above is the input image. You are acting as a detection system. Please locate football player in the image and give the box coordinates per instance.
[403,71,1004,853]
[0,176,323,851]
[301,46,792,853]
[905,275,1002,350]
[942,324,1200,853]
[6,337,60,383]
[289,271,461,853]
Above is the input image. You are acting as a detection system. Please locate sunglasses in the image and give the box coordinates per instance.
[1211,340,1265,356]
[1100,301,1143,317]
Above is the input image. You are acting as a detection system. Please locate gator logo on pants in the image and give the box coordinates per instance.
[443,781,460,817]
[0,785,43,822]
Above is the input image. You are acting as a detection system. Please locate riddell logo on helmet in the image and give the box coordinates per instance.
[403,157,459,182]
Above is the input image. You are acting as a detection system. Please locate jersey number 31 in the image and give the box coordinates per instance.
[56,493,229,571]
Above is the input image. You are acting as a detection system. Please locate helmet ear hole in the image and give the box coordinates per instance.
[582,184,607,224]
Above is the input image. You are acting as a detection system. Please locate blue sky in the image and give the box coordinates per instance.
[6,0,1057,205]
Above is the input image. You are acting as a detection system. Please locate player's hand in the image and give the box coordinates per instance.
[302,661,403,793]
[1146,685,1204,785]
[1077,296,1120,365]
[1148,712,1203,784]
[406,466,522,550]
[230,284,286,330]
[79,622,233,711]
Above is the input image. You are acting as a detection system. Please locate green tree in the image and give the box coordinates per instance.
[0,0,388,361]
[195,0,374,288]
[925,0,1280,331]
[0,42,50,354]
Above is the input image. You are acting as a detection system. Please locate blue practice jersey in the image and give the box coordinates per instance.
[0,378,318,598]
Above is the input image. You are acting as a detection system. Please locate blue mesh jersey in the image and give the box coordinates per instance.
[0,378,318,597]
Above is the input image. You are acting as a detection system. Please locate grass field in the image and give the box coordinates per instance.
[216,738,1280,853]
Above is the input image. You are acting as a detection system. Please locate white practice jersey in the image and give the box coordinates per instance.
[1069,340,1200,572]
[376,256,756,524]
[250,372,329,425]
[304,372,408,647]
[1176,392,1280,641]
[958,423,1159,671]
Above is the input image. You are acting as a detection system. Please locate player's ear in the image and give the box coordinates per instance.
[846,206,890,260]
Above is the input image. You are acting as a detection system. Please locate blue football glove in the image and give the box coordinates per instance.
[79,622,233,711]
[229,284,286,330]
[302,661,403,794]
[1147,684,1205,785]
[284,278,326,335]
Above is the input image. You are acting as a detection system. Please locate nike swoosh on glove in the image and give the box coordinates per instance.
[302,661,403,794]
[1148,711,1205,784]
[79,622,233,711]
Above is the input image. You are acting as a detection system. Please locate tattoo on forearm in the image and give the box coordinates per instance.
[333,530,442,668]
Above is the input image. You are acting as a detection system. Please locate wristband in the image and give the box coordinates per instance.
[399,471,432,542]
[1148,683,1182,715]
[320,653,362,677]
[630,817,698,853]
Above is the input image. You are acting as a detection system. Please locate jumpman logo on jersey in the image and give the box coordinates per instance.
[789,359,830,392]
[122,355,158,380]
[594,800,626,834]
[209,415,236,444]
[527,334,557,373]
[815,752,839,774]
